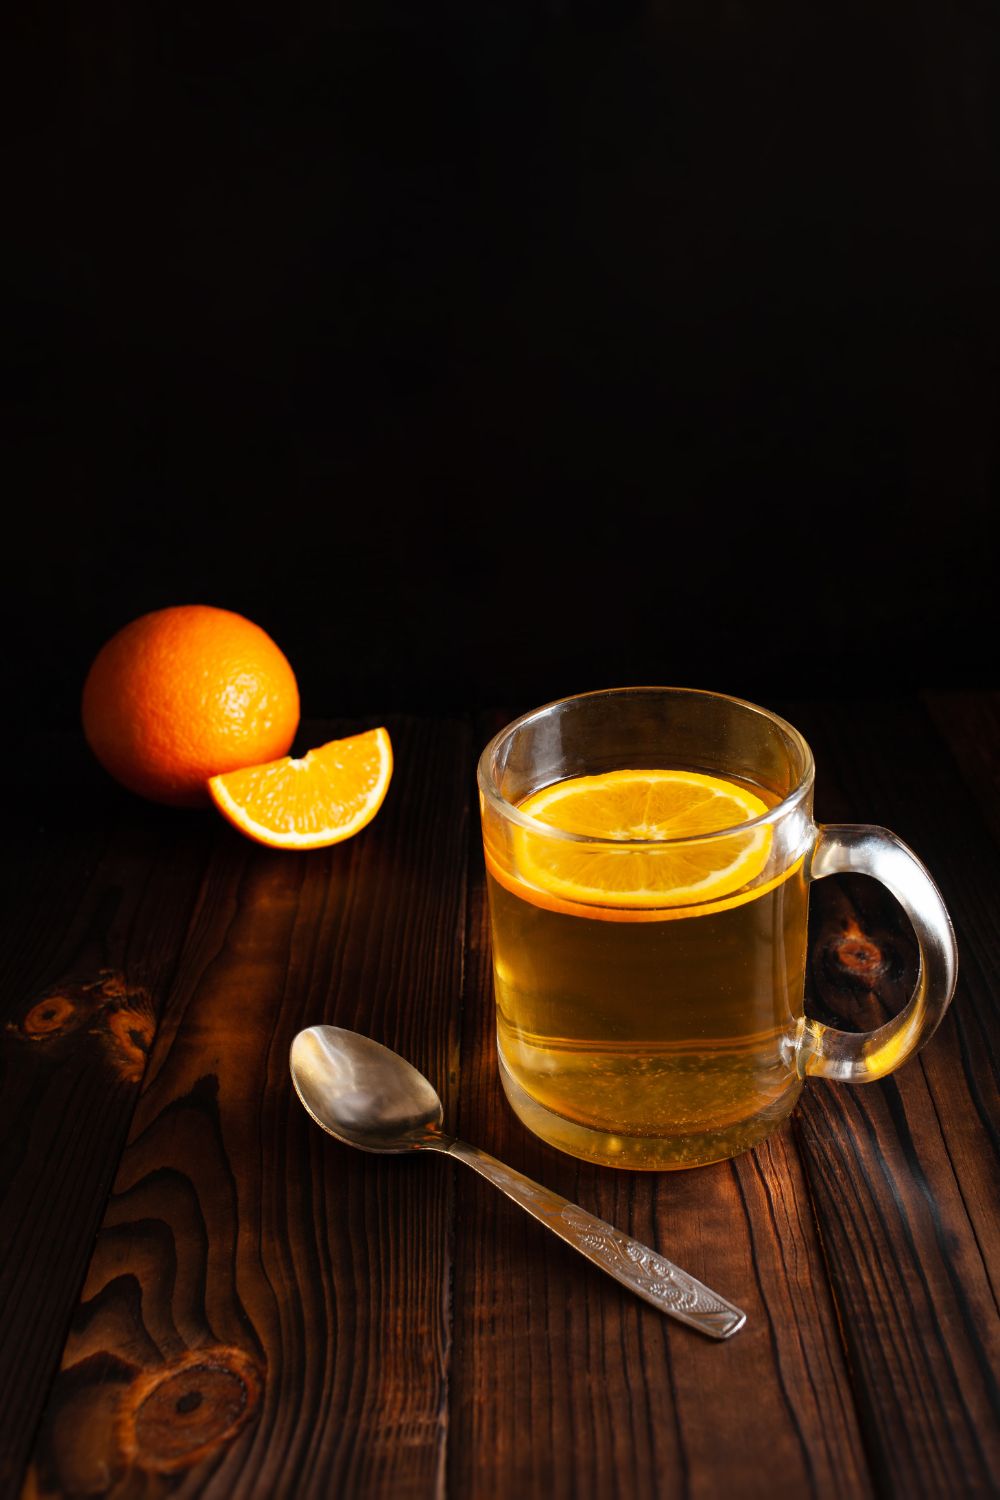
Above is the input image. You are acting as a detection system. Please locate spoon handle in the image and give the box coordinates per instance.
[445,1140,745,1339]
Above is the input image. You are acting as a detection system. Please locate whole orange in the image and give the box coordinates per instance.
[82,605,300,807]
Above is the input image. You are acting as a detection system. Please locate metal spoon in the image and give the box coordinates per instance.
[290,1025,745,1339]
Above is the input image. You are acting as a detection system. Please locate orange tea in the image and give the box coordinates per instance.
[485,770,808,1169]
[487,857,807,1168]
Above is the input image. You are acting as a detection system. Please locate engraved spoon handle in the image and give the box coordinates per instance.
[445,1139,745,1339]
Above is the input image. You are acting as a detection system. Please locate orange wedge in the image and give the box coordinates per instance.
[512,769,772,908]
[208,728,393,849]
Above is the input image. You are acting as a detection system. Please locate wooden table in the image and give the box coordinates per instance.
[2,697,998,1499]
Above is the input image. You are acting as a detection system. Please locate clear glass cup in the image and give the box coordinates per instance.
[477,687,958,1170]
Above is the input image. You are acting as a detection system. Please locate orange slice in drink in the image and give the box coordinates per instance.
[208,728,392,849]
[512,769,771,908]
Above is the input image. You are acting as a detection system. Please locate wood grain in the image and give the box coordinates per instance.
[0,739,215,1494]
[789,698,1000,1497]
[22,717,471,1499]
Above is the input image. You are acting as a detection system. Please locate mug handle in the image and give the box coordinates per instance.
[795,825,958,1083]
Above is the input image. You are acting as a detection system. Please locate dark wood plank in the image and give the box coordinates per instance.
[924,692,1000,847]
[448,716,871,1500]
[787,698,1000,1497]
[0,739,216,1495]
[23,716,471,1499]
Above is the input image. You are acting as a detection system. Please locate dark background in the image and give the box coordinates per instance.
[5,0,997,727]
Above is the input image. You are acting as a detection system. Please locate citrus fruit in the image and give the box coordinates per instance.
[512,769,772,909]
[208,728,393,849]
[82,605,300,807]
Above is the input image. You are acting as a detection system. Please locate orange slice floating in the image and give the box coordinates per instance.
[512,768,772,908]
[208,728,393,849]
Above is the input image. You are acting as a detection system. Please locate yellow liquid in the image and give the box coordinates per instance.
[486,781,809,1169]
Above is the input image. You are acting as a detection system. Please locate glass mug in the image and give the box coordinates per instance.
[478,687,958,1170]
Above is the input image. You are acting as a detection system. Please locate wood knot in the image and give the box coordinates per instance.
[22,995,78,1036]
[103,1005,154,1083]
[10,973,154,1082]
[117,1348,263,1473]
[822,919,889,986]
[830,934,887,981]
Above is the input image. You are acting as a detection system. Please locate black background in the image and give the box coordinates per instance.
[6,0,997,728]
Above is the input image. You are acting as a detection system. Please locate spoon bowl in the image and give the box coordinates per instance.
[291,1026,444,1152]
